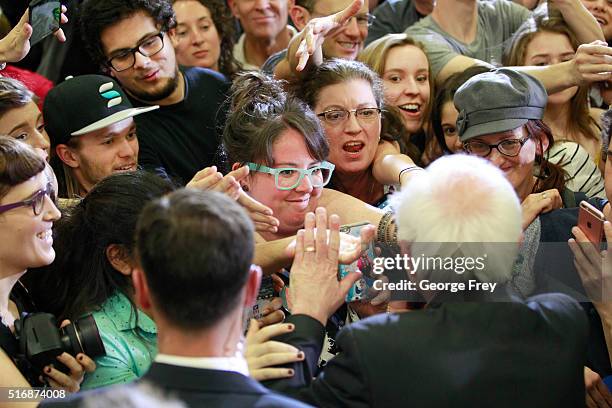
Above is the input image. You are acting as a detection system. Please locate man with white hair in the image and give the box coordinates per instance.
[268,154,589,407]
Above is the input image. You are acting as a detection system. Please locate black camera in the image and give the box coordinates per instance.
[14,313,106,373]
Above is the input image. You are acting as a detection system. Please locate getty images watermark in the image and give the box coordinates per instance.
[369,253,498,294]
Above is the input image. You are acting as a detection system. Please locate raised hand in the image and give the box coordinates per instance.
[289,208,362,325]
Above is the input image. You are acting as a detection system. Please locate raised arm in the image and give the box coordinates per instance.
[552,0,604,44]
[273,0,363,80]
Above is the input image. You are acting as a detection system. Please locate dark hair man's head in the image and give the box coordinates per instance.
[80,0,181,103]
[134,189,256,331]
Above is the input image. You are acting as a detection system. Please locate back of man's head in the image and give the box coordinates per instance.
[392,154,522,283]
[135,189,254,330]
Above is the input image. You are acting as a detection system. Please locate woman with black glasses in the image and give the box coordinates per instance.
[294,59,422,209]
[455,70,612,392]
[455,68,570,231]
[0,137,95,393]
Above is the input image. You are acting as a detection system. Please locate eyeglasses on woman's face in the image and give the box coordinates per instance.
[316,107,382,126]
[463,135,530,158]
[0,182,56,216]
[246,161,335,190]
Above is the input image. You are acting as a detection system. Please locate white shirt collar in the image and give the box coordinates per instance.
[154,353,250,377]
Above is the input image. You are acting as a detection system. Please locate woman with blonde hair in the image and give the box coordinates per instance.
[359,33,433,161]
[505,12,606,198]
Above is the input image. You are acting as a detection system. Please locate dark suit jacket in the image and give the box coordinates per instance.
[42,362,311,408]
[267,293,588,408]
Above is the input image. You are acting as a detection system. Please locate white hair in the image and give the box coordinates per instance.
[390,154,522,283]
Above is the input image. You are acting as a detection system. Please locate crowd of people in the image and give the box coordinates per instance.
[2,0,612,407]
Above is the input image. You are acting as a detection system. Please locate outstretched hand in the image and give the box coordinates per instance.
[245,320,303,381]
[571,41,612,86]
[284,223,376,265]
[188,166,280,233]
[289,208,362,325]
[291,0,363,71]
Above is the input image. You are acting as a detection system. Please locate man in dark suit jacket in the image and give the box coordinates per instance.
[267,154,589,408]
[43,190,308,408]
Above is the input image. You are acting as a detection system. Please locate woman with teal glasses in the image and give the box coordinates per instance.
[224,73,400,325]
[225,71,385,245]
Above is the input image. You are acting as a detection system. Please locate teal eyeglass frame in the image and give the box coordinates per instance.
[246,161,335,191]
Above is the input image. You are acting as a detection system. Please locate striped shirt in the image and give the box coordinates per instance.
[545,141,605,199]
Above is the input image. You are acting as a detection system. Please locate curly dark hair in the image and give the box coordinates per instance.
[172,0,242,78]
[80,0,177,70]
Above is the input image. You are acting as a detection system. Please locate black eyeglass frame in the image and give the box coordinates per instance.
[463,133,531,158]
[107,32,166,72]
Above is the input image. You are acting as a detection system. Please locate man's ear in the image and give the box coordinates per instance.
[55,144,80,169]
[132,267,152,312]
[244,265,262,308]
[227,0,240,18]
[289,5,311,30]
[105,244,134,276]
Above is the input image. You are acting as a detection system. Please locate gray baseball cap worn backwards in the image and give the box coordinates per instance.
[453,68,548,142]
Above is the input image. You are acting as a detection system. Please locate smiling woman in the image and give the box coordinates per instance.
[0,137,63,387]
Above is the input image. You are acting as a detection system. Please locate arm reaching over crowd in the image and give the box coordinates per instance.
[187,165,280,234]
[274,0,363,79]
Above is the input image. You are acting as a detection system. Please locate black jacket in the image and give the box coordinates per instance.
[42,362,310,408]
[267,292,588,408]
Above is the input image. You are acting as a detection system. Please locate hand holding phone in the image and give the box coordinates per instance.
[578,201,606,245]
[29,0,62,46]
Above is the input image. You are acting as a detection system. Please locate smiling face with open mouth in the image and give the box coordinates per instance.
[382,44,431,134]
[0,171,61,275]
[581,0,612,40]
[314,79,381,176]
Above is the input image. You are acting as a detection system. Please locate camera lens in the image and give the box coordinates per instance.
[60,315,106,358]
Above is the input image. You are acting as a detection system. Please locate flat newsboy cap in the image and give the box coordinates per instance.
[453,68,547,142]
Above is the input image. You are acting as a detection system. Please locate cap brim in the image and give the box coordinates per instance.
[71,105,159,136]
[460,118,528,142]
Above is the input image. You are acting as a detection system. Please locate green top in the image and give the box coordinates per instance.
[81,291,157,390]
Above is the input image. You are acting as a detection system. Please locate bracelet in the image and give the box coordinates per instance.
[398,166,424,185]
[376,211,395,244]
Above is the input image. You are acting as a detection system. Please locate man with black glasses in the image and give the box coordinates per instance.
[79,0,230,185]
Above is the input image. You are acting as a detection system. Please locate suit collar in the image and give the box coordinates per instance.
[143,362,270,395]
